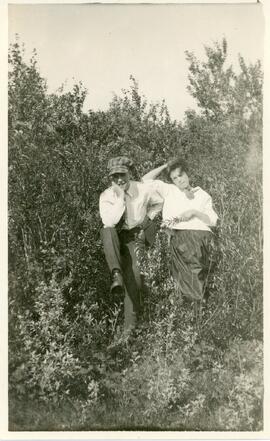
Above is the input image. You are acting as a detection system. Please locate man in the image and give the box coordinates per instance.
[99,156,163,331]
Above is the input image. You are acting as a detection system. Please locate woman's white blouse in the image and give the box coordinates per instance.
[144,179,218,231]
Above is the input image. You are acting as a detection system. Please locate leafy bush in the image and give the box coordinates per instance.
[8,38,263,431]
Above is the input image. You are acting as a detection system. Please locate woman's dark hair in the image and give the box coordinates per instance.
[166,158,188,181]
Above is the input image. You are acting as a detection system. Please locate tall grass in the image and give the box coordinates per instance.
[8,40,263,431]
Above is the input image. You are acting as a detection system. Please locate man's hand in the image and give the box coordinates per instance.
[112,182,125,199]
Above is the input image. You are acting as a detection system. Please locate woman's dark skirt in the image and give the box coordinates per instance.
[170,229,213,301]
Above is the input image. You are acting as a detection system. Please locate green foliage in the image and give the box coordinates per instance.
[8,38,263,431]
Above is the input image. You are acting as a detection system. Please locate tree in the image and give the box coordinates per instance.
[185,38,235,121]
[184,38,263,155]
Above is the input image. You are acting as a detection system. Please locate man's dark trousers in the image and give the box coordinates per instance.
[101,219,157,331]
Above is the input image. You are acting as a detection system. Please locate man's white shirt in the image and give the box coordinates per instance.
[99,180,163,229]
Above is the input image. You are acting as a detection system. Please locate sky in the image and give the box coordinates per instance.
[8,3,264,121]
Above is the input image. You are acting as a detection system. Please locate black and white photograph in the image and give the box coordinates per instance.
[3,0,267,434]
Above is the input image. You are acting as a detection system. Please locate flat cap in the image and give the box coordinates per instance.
[107,156,133,176]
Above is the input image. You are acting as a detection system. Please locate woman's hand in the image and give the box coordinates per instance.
[182,209,211,225]
[161,211,195,227]
[180,209,195,221]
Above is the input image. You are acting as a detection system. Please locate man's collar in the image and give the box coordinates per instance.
[125,181,136,197]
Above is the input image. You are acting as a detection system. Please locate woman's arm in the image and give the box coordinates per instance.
[179,209,210,224]
[142,163,168,181]
[180,195,218,226]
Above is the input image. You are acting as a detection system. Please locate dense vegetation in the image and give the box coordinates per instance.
[8,38,263,430]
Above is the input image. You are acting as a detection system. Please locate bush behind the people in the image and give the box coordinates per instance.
[8,39,262,430]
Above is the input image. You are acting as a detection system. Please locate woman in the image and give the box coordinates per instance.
[142,158,218,302]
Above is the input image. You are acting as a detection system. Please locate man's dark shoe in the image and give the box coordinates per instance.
[111,270,124,295]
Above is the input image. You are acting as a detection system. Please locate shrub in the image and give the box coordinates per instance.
[8,38,263,431]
